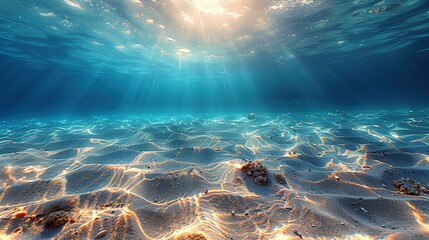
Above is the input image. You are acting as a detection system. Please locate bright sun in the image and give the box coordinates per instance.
[187,0,241,17]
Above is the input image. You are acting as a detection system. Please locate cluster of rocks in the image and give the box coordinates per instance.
[242,160,268,185]
[241,160,286,186]
[394,177,429,195]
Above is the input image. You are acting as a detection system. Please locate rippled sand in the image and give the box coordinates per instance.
[0,110,429,239]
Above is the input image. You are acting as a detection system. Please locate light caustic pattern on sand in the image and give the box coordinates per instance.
[0,110,429,239]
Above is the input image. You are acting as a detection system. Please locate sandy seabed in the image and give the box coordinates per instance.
[0,110,428,240]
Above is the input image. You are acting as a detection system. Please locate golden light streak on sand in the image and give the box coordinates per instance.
[407,202,429,234]
[303,195,318,205]
[355,155,365,167]
[271,234,296,240]
[122,207,164,240]
[131,152,152,164]
[343,234,374,240]
[0,234,11,239]
[3,167,17,184]
[385,232,402,240]
[203,189,260,199]
[337,163,350,171]
[343,149,352,156]
[367,129,391,143]
[284,143,301,158]
[0,186,10,203]
[124,167,147,173]
[276,233,375,240]
[106,168,127,187]
[125,187,194,206]
[250,146,259,155]
[324,158,335,168]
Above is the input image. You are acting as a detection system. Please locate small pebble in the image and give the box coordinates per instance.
[95,230,107,239]
[230,210,235,216]
[14,211,27,218]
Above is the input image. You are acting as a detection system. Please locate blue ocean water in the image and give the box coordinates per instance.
[0,0,428,116]
[1,1,429,239]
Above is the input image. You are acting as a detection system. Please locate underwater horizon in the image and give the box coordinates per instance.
[1,1,429,239]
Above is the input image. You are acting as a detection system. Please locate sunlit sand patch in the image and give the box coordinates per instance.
[407,202,429,234]
[0,110,429,238]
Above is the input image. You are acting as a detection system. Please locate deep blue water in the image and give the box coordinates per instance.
[0,0,428,117]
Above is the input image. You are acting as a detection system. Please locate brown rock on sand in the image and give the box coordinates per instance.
[14,211,27,218]
[45,211,70,229]
[394,177,429,195]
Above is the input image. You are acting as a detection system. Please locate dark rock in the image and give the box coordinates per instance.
[274,173,286,184]
[254,176,268,185]
[293,229,303,239]
[45,211,70,229]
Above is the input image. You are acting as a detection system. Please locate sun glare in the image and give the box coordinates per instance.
[188,0,241,17]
